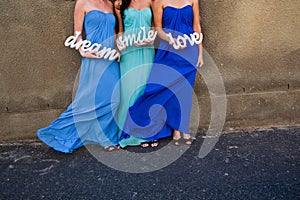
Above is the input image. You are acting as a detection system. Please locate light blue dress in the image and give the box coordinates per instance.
[37,10,120,153]
[117,8,155,147]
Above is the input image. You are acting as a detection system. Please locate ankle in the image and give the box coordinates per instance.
[182,133,191,139]
[173,130,181,139]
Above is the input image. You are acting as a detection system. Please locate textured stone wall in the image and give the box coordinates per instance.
[1,0,299,140]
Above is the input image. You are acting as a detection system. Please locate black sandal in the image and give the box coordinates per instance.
[172,138,181,146]
[172,133,194,146]
[181,137,194,145]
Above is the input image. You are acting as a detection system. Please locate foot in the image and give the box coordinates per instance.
[150,140,159,147]
[172,131,193,146]
[104,146,116,152]
[140,142,149,148]
[182,133,192,145]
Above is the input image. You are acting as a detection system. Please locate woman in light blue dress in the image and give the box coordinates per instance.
[37,0,120,153]
[114,0,156,148]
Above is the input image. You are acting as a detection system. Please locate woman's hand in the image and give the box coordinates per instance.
[176,44,187,50]
[116,51,121,62]
[78,48,101,59]
[116,36,127,51]
[175,36,188,50]
[134,39,154,47]
[167,35,187,50]
[196,54,204,68]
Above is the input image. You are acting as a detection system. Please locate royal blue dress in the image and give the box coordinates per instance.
[120,5,198,141]
[37,10,120,153]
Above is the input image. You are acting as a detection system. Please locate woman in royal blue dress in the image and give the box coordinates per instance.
[121,0,203,145]
[36,0,120,153]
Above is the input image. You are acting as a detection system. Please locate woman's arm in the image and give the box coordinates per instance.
[192,0,204,67]
[114,0,126,51]
[73,0,99,58]
[152,0,174,44]
[74,0,85,42]
[150,0,155,29]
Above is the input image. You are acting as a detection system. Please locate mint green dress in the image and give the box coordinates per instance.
[118,8,155,147]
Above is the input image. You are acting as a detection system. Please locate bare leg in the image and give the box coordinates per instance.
[173,130,181,140]
[173,130,181,145]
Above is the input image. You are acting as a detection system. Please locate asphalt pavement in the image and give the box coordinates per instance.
[1,126,299,199]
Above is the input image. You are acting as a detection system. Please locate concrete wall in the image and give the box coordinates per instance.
[1,0,299,140]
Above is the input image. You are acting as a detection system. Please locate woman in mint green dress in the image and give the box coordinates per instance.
[114,0,156,148]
